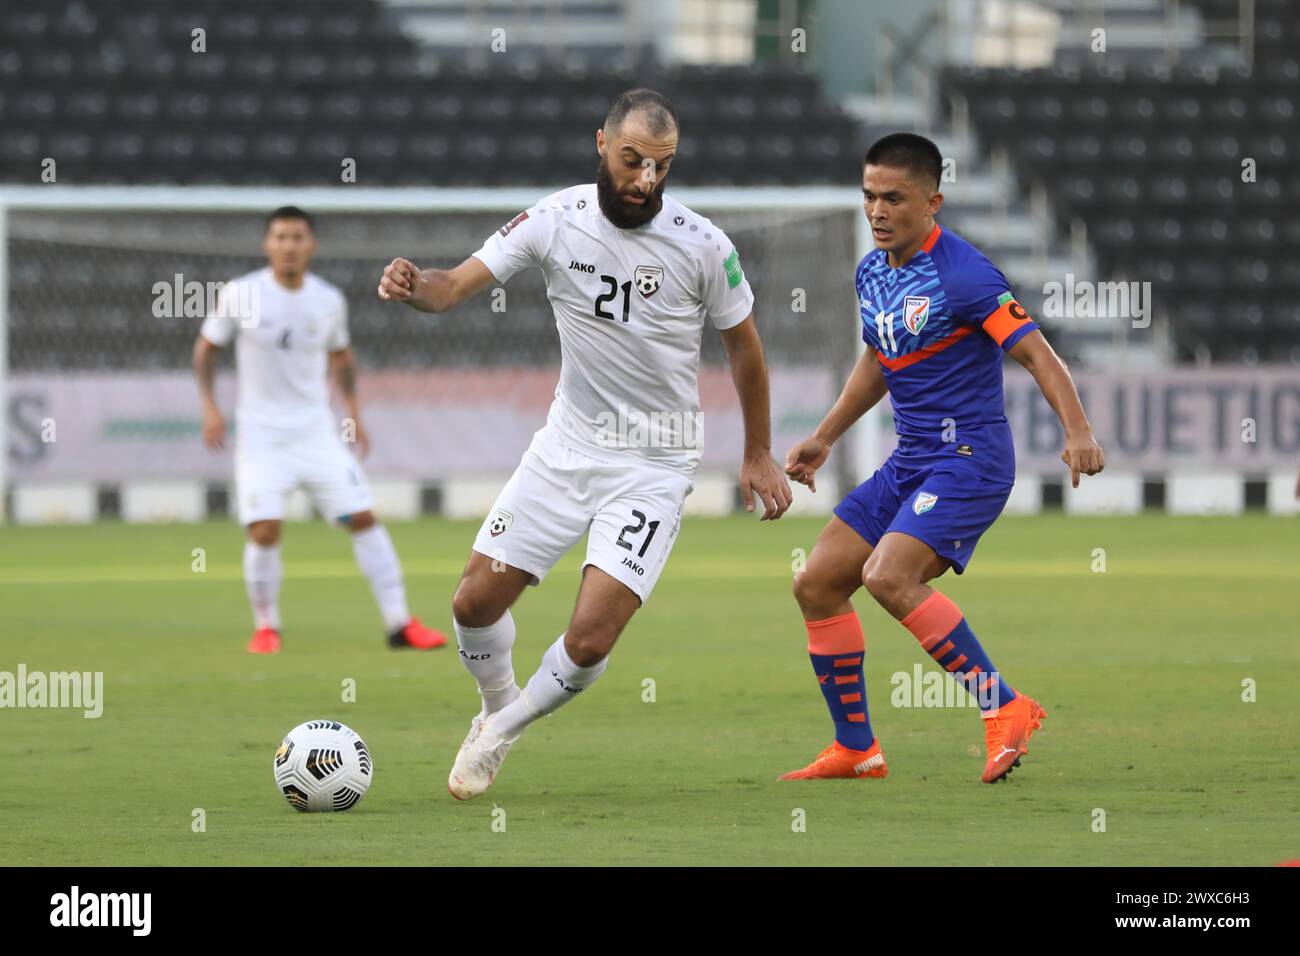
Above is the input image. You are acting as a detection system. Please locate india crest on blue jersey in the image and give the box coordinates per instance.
[903,296,931,335]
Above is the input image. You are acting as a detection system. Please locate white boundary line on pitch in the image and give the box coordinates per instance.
[0,561,1296,586]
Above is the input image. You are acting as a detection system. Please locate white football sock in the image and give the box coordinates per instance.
[350,524,410,632]
[493,634,607,737]
[243,541,282,631]
[454,611,519,715]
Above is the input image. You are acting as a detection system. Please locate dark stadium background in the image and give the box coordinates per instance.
[1,0,1296,519]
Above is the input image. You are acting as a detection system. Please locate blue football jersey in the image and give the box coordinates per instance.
[857,224,1038,480]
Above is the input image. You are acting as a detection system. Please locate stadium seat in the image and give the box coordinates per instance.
[946,1,1300,361]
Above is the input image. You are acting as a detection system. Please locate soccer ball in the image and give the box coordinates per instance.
[273,719,373,812]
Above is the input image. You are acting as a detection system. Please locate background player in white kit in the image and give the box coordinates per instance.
[195,206,447,654]
[378,90,793,799]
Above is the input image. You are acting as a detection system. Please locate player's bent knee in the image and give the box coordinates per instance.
[792,570,826,613]
[862,563,904,606]
[343,510,377,532]
[565,605,622,665]
[790,567,832,606]
[793,567,851,618]
[247,520,281,547]
[451,580,505,629]
[563,628,613,668]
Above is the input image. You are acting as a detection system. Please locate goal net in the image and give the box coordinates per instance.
[0,187,866,519]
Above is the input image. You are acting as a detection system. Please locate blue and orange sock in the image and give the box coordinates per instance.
[900,591,1017,712]
[805,612,874,751]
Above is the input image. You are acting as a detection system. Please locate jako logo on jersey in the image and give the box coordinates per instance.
[634,265,663,298]
[913,492,938,515]
[569,260,595,273]
[488,509,513,537]
[498,211,528,237]
[903,296,931,335]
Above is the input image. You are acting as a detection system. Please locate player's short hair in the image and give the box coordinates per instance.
[864,133,943,191]
[604,88,679,139]
[265,205,315,233]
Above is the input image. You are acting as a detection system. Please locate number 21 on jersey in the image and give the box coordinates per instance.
[594,275,631,324]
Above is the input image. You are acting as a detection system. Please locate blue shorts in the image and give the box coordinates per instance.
[833,455,1014,575]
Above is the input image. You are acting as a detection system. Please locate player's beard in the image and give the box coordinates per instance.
[596,154,665,230]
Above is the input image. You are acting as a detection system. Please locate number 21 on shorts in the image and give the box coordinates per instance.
[616,509,660,558]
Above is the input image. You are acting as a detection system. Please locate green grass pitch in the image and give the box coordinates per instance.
[1,512,1296,865]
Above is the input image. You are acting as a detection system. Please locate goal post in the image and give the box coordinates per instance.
[0,185,875,523]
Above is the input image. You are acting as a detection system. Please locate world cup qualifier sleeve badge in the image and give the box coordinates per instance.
[634,265,663,298]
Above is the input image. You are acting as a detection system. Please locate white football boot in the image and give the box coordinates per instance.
[448,712,520,800]
[458,710,486,755]
[457,683,520,754]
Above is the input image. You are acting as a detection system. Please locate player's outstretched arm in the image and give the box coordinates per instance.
[784,348,887,493]
[328,346,370,459]
[376,256,496,314]
[192,335,226,451]
[1008,329,1105,487]
[720,315,793,521]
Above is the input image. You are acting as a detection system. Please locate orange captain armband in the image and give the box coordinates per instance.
[981,293,1037,348]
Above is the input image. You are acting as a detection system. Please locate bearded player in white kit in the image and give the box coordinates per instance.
[378,89,793,798]
[195,206,447,654]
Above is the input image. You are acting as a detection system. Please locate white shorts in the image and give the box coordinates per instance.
[471,430,693,604]
[235,419,374,525]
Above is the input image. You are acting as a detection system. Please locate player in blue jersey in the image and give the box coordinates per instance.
[779,133,1105,784]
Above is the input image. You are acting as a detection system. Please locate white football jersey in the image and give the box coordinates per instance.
[199,267,349,433]
[472,184,754,475]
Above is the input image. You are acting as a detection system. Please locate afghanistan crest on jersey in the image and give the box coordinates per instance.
[903,296,931,335]
[489,509,513,537]
[634,265,663,298]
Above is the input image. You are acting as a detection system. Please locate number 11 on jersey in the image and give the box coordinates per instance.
[874,310,897,353]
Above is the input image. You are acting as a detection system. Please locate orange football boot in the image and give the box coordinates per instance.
[389,616,448,650]
[981,694,1047,783]
[246,627,281,654]
[777,739,888,780]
